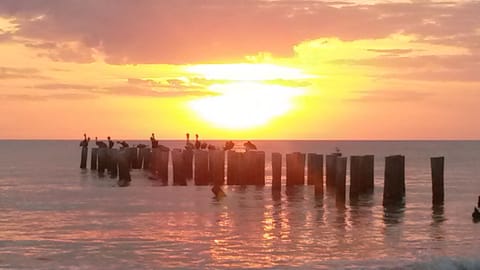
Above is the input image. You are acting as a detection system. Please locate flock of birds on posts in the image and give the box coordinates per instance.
[79,133,480,221]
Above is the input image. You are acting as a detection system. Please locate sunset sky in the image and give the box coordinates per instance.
[0,0,479,140]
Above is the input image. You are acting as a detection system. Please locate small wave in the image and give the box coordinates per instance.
[399,257,480,270]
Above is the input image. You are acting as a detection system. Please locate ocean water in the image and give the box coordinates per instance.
[0,140,479,269]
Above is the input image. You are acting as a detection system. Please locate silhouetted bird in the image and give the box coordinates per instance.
[117,141,129,148]
[185,133,194,150]
[200,142,208,150]
[244,141,257,151]
[150,133,158,148]
[223,140,235,151]
[95,137,107,148]
[107,136,114,149]
[195,134,201,150]
[79,133,90,147]
[207,144,216,150]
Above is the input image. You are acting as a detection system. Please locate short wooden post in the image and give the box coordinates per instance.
[150,148,161,176]
[172,149,186,186]
[238,153,247,185]
[272,153,282,191]
[256,151,266,186]
[326,154,339,191]
[335,157,347,205]
[90,148,98,170]
[361,155,375,194]
[80,146,88,169]
[350,156,363,200]
[227,151,240,185]
[383,155,405,206]
[431,156,444,205]
[194,150,209,185]
[286,153,295,186]
[209,150,225,186]
[109,149,118,179]
[183,149,194,180]
[129,147,140,169]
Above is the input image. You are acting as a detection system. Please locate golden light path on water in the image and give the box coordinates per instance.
[185,64,312,129]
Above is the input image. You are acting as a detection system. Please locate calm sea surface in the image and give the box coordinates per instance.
[0,140,479,269]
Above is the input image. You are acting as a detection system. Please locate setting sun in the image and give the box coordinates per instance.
[189,82,304,129]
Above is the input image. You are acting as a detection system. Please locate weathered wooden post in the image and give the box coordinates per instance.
[361,155,375,194]
[109,149,118,179]
[97,148,108,176]
[238,153,247,185]
[336,157,347,205]
[431,156,445,205]
[243,151,256,185]
[142,148,151,170]
[183,149,194,180]
[117,149,131,187]
[350,156,363,200]
[307,153,323,188]
[194,150,209,185]
[150,148,160,177]
[158,149,169,183]
[383,155,405,206]
[90,148,98,170]
[326,154,340,191]
[209,150,225,186]
[80,146,88,169]
[286,152,305,186]
[172,149,187,186]
[129,147,140,169]
[272,152,282,191]
[256,151,266,186]
[227,151,240,185]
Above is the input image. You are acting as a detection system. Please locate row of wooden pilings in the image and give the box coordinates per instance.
[82,148,445,206]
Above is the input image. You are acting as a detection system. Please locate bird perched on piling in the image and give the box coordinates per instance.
[223,140,235,151]
[195,134,201,150]
[95,137,107,148]
[473,196,480,222]
[185,133,194,150]
[244,141,257,151]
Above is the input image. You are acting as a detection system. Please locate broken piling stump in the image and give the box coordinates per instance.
[431,156,445,205]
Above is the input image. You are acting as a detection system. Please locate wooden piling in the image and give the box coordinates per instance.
[158,149,169,183]
[335,157,347,205]
[307,153,324,190]
[97,148,108,176]
[117,149,131,187]
[90,148,98,170]
[227,151,240,185]
[431,156,445,205]
[326,154,339,191]
[150,148,161,176]
[361,155,375,194]
[183,149,194,180]
[128,147,140,169]
[254,151,265,186]
[244,151,257,185]
[172,149,187,186]
[109,149,118,178]
[142,148,151,170]
[80,146,88,169]
[350,156,363,200]
[194,150,209,185]
[272,152,282,191]
[286,152,305,186]
[383,155,405,206]
[209,150,225,186]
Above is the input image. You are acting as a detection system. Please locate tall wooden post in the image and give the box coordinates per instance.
[97,148,108,176]
[194,150,209,185]
[118,149,131,187]
[158,149,169,183]
[90,148,98,170]
[335,157,347,205]
[383,155,405,206]
[141,148,151,170]
[307,153,323,191]
[286,152,305,186]
[244,151,257,185]
[272,153,282,191]
[129,147,139,169]
[431,156,445,205]
[150,148,161,177]
[172,149,186,186]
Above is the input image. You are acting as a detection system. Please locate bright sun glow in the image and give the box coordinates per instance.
[186,64,312,129]
[189,82,304,129]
